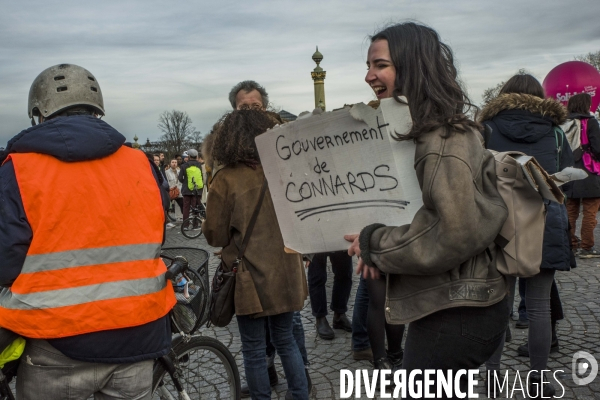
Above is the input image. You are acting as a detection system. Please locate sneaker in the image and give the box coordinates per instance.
[166,223,176,229]
[578,248,600,258]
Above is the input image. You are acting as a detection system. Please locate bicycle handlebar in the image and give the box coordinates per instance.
[165,256,189,280]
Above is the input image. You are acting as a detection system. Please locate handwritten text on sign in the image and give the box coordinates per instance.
[256,98,423,254]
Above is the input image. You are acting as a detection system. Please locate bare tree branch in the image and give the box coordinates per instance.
[575,50,600,71]
[188,130,204,155]
[481,69,529,108]
[157,110,196,157]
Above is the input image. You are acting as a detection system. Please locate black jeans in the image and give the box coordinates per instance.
[403,296,509,399]
[307,251,353,318]
[174,197,183,214]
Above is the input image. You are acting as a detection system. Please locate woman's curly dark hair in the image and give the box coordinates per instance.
[211,110,283,166]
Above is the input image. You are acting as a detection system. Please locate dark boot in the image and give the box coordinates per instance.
[515,318,529,329]
[332,313,352,332]
[353,347,373,361]
[517,339,559,357]
[374,357,393,369]
[240,364,279,398]
[373,358,394,394]
[386,348,404,370]
[528,372,556,399]
[285,368,311,400]
[316,317,334,340]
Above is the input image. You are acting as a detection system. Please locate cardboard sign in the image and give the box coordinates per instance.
[255,98,423,254]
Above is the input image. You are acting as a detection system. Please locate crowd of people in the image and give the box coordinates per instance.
[197,23,600,400]
[0,19,598,400]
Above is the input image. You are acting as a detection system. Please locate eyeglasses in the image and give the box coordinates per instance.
[238,104,264,111]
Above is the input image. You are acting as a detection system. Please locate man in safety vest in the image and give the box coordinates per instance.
[178,148,204,230]
[0,64,175,399]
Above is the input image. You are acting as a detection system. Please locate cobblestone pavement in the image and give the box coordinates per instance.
[164,221,600,399]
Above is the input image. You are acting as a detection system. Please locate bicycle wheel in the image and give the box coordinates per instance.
[167,201,177,222]
[152,336,241,400]
[181,217,203,239]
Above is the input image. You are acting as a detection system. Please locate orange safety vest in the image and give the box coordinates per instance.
[0,146,175,338]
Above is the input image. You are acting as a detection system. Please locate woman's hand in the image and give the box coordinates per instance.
[344,234,380,280]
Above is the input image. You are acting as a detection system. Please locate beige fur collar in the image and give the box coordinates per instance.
[479,93,567,125]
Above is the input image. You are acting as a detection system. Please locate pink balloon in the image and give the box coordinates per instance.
[543,61,600,112]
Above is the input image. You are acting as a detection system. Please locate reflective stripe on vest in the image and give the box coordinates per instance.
[2,146,175,338]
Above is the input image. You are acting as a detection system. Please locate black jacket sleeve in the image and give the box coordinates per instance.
[0,161,32,286]
[587,118,600,160]
[178,164,187,184]
[148,160,169,217]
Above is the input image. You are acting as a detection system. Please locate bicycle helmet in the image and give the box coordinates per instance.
[28,64,105,120]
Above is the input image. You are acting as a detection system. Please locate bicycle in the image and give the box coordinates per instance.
[0,247,241,400]
[154,247,241,399]
[181,179,206,240]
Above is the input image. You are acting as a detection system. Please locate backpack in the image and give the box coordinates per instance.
[482,126,566,277]
[490,151,547,277]
[186,165,204,191]
[580,118,600,175]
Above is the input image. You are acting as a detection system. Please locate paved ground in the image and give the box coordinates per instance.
[164,219,600,399]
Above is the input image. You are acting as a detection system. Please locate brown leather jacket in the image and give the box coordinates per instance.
[203,163,308,317]
[359,127,508,324]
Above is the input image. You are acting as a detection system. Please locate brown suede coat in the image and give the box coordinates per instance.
[203,163,307,317]
[359,127,509,324]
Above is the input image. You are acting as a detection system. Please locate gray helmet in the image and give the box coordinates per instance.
[28,63,105,119]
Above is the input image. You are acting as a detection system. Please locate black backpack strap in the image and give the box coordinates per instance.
[483,124,493,149]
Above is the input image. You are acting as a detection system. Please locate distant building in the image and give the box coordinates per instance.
[278,110,297,122]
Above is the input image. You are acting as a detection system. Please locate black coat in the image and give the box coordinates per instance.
[562,114,600,199]
[480,93,573,271]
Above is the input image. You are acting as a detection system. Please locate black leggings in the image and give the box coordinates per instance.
[366,276,405,361]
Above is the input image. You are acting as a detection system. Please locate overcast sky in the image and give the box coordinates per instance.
[1,0,599,148]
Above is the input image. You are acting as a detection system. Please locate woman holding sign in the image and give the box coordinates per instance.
[346,22,510,397]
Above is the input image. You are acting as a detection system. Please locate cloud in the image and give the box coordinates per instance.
[1,0,599,147]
